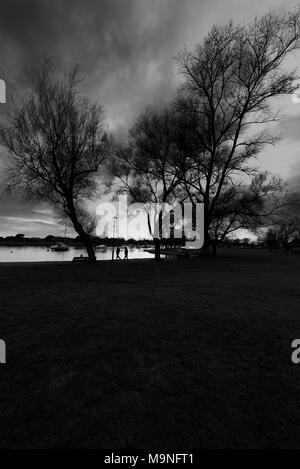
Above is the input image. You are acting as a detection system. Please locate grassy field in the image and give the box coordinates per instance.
[0,249,300,448]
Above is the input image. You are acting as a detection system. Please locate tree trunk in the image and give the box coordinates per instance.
[201,227,211,256]
[211,239,217,256]
[81,232,97,262]
[154,237,161,261]
[201,204,211,256]
[66,200,97,262]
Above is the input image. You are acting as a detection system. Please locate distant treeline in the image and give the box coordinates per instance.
[0,234,186,248]
[0,233,283,250]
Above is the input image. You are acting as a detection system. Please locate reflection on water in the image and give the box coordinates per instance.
[0,246,154,263]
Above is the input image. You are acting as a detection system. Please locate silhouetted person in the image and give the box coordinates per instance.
[116,246,121,260]
[124,247,128,260]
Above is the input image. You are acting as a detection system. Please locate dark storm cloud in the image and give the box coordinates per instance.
[0,0,212,126]
[1,0,293,127]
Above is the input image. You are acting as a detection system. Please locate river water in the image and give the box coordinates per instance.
[0,246,154,262]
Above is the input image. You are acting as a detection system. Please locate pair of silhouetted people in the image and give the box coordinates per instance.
[116,246,128,260]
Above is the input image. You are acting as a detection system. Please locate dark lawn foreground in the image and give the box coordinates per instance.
[0,249,300,449]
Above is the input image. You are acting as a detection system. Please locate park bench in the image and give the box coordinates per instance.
[72,256,90,262]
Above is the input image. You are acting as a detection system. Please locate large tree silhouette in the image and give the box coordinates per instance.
[111,108,183,260]
[0,59,111,261]
[175,9,300,253]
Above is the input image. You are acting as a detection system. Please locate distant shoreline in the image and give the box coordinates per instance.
[0,257,156,265]
[0,240,156,248]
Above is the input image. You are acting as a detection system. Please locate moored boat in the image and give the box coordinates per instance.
[51,242,69,252]
[96,244,107,251]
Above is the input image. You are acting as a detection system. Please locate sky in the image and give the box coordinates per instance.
[0,0,300,237]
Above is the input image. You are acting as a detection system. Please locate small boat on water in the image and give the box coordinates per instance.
[51,242,69,252]
[96,244,107,251]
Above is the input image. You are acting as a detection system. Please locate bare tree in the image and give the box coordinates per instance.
[0,58,111,261]
[209,172,296,251]
[175,8,300,254]
[111,108,183,260]
[263,201,300,251]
